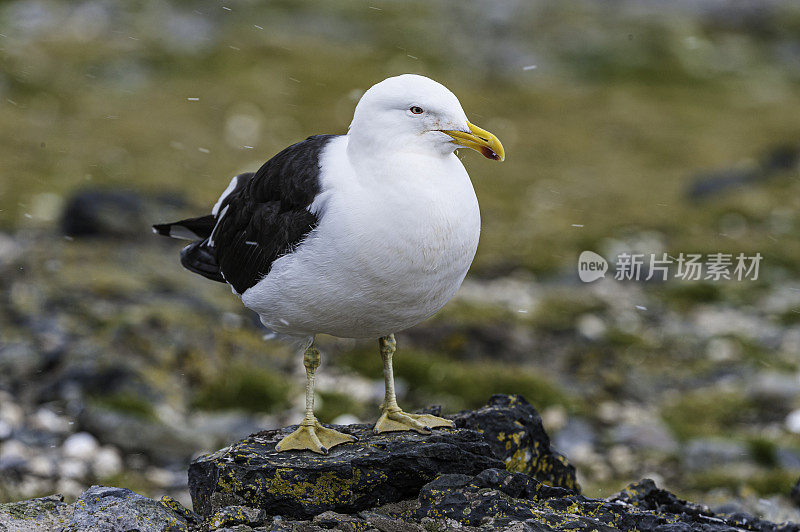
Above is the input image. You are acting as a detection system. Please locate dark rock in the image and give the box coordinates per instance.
[453,394,578,491]
[159,495,203,527]
[208,505,265,529]
[406,469,800,531]
[61,188,186,239]
[311,510,373,531]
[66,485,188,532]
[61,189,146,238]
[188,423,503,519]
[792,477,800,508]
[686,144,799,201]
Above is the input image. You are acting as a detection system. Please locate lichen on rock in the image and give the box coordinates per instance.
[452,394,578,491]
[189,423,503,519]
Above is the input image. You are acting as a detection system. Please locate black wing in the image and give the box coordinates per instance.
[154,135,335,294]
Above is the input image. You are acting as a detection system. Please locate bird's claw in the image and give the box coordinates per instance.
[275,419,356,454]
[373,407,454,434]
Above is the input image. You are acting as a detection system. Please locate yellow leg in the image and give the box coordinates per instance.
[374,334,455,434]
[276,341,356,454]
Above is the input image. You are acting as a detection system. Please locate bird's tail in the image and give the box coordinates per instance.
[179,241,225,284]
[154,215,226,284]
[152,215,216,240]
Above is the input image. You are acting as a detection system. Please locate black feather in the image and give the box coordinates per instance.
[180,242,225,283]
[153,214,216,240]
[154,136,334,294]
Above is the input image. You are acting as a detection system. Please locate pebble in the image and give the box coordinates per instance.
[59,458,88,479]
[331,414,360,425]
[62,432,99,460]
[607,445,635,476]
[0,439,28,461]
[0,419,13,440]
[55,478,84,499]
[577,314,606,340]
[0,395,25,428]
[92,446,124,478]
[31,407,72,434]
[26,455,55,477]
[612,421,678,453]
[553,418,596,458]
[684,438,749,470]
[786,409,800,434]
[706,337,741,362]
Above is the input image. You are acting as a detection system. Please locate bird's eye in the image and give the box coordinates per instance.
[409,106,424,115]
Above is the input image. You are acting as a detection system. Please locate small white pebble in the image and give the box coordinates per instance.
[62,432,99,460]
[786,409,800,433]
[93,447,123,478]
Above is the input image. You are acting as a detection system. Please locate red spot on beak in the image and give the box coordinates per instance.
[480,146,500,160]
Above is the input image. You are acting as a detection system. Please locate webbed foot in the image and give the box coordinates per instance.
[275,420,356,454]
[373,407,455,434]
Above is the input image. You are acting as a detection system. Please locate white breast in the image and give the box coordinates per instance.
[241,136,480,339]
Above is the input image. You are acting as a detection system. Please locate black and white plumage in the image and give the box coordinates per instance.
[154,74,504,453]
[155,135,333,295]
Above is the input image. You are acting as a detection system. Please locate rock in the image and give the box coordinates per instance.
[30,407,73,435]
[189,423,503,519]
[792,477,800,508]
[79,405,200,463]
[0,494,71,531]
[787,409,800,434]
[62,431,99,460]
[684,438,749,470]
[66,485,188,532]
[452,394,578,491]
[408,470,800,531]
[208,505,265,529]
[552,417,597,458]
[612,420,678,453]
[60,188,186,239]
[61,189,146,238]
[92,445,124,477]
[159,495,202,527]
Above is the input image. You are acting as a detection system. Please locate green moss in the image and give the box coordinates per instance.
[685,468,799,497]
[660,390,760,441]
[661,283,722,311]
[530,295,605,333]
[316,391,369,423]
[91,392,157,420]
[341,347,572,412]
[746,437,778,468]
[193,365,290,413]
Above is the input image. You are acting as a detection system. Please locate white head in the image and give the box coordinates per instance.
[347,74,504,162]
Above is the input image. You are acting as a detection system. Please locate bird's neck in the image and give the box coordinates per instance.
[345,132,454,182]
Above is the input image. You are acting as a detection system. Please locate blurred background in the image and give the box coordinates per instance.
[1,0,799,521]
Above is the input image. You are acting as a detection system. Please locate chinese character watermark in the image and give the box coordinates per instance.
[578,251,762,283]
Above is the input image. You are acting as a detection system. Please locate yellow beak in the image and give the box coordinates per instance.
[441,122,505,161]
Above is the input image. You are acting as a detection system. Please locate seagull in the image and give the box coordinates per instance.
[153,74,504,454]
